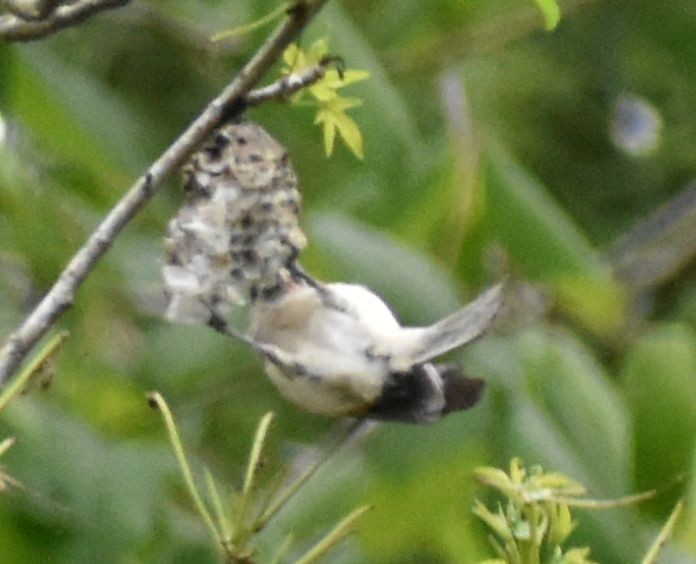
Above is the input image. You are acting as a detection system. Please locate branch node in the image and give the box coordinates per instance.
[220,97,248,125]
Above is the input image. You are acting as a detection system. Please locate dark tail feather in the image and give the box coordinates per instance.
[439,365,486,414]
[367,364,485,424]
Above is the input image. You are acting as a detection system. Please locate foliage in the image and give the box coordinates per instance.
[530,0,560,31]
[474,459,594,563]
[148,394,369,563]
[473,458,682,564]
[1,0,696,563]
[281,38,369,158]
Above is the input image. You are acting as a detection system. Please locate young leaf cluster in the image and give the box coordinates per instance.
[474,458,594,564]
[281,38,369,159]
[473,458,684,564]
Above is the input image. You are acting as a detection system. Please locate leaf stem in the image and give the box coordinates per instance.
[294,505,371,564]
[148,392,220,545]
[232,412,275,549]
[0,330,68,413]
[255,419,368,531]
[211,2,291,43]
[641,500,685,564]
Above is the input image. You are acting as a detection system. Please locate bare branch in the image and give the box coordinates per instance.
[0,0,331,386]
[0,0,130,42]
[246,63,328,106]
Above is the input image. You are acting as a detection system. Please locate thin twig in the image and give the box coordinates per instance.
[211,1,290,44]
[254,419,373,531]
[0,0,130,42]
[231,411,275,550]
[246,64,328,106]
[0,330,68,413]
[549,489,656,509]
[148,392,220,544]
[294,504,371,564]
[0,0,331,387]
[641,499,685,564]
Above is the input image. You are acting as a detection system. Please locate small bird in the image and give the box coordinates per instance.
[247,280,503,424]
[163,120,503,423]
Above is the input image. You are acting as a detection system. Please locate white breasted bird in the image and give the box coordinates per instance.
[248,280,503,424]
[164,120,503,423]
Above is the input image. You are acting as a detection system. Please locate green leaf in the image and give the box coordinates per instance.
[0,437,15,459]
[509,457,526,485]
[532,0,561,31]
[294,505,370,564]
[492,389,647,562]
[517,329,632,494]
[282,38,368,159]
[242,412,274,497]
[317,2,425,164]
[314,97,364,159]
[317,107,337,155]
[304,38,330,66]
[472,500,514,541]
[283,38,328,71]
[474,467,515,493]
[324,69,371,89]
[1,401,173,561]
[211,2,290,43]
[483,144,606,280]
[309,70,370,102]
[531,473,585,496]
[482,144,626,336]
[621,324,696,514]
[362,450,488,562]
[204,469,232,542]
[10,46,151,178]
[548,502,577,545]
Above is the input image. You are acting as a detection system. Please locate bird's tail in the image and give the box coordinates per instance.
[392,284,504,370]
[367,363,486,424]
[438,364,486,414]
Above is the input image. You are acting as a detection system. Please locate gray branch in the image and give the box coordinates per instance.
[0,0,130,41]
[0,0,331,386]
[246,63,328,106]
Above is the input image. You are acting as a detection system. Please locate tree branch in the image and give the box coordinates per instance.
[0,0,331,386]
[0,0,130,42]
[246,63,328,106]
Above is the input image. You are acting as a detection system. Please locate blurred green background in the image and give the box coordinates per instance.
[1,0,696,562]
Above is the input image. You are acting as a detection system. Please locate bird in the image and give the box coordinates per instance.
[163,120,503,423]
[246,280,504,424]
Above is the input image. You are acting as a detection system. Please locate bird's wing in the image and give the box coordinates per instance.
[392,284,504,369]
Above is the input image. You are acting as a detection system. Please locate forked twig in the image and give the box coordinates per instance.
[0,0,130,41]
[0,0,331,388]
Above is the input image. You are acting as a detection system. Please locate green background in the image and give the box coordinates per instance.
[1,0,695,562]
